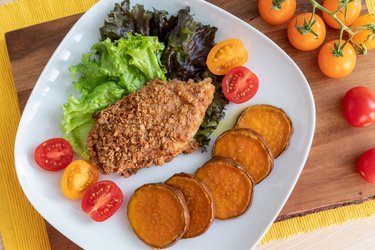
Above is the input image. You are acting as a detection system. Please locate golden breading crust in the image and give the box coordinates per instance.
[87,78,215,177]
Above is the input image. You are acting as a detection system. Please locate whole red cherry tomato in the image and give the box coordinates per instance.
[342,86,375,127]
[357,148,375,184]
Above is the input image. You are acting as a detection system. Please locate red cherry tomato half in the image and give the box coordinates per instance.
[34,138,73,171]
[222,66,259,104]
[342,86,375,127]
[357,148,375,184]
[81,180,123,222]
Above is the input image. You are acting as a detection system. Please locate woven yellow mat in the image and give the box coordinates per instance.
[0,0,374,249]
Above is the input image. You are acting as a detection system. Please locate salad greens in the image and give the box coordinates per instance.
[99,0,177,43]
[62,34,166,157]
[63,0,228,157]
[62,82,125,158]
[100,0,228,149]
[161,8,217,81]
[193,72,227,148]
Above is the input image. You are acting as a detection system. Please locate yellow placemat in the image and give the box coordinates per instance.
[368,0,375,13]
[0,0,374,249]
[0,1,97,249]
[259,199,375,245]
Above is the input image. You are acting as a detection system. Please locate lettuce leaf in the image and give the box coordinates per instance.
[161,7,217,81]
[62,82,125,158]
[62,34,166,157]
[71,35,165,95]
[100,0,177,42]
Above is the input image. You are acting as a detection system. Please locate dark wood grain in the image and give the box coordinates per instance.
[6,14,82,112]
[5,0,375,248]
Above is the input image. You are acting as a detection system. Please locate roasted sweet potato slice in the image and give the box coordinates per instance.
[212,128,273,184]
[195,157,254,219]
[235,104,293,157]
[166,173,214,238]
[127,183,190,249]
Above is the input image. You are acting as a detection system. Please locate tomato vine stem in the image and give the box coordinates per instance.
[309,0,353,35]
[294,6,320,38]
[308,0,375,55]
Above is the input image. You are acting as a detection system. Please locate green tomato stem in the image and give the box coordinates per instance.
[337,27,344,48]
[272,0,285,10]
[294,7,319,38]
[311,5,316,18]
[308,0,364,55]
[310,0,353,35]
[333,0,349,15]
[295,0,373,55]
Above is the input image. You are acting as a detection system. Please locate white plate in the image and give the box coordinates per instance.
[14,0,315,249]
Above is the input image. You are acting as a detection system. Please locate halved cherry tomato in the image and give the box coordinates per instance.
[351,14,375,51]
[342,86,375,127]
[318,40,356,78]
[258,0,296,25]
[206,39,248,75]
[222,66,259,104]
[34,138,73,171]
[287,13,326,51]
[61,160,99,200]
[357,148,375,184]
[322,0,361,29]
[81,180,123,222]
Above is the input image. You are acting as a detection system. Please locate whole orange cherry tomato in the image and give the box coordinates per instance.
[206,39,248,75]
[322,0,361,29]
[318,40,356,78]
[258,0,296,25]
[351,14,375,51]
[287,13,326,51]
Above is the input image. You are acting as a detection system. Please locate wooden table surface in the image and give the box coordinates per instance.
[2,0,375,249]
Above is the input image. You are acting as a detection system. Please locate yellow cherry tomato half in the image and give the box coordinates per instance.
[322,0,361,29]
[287,13,326,51]
[206,39,248,75]
[318,40,356,78]
[61,160,99,200]
[351,14,375,51]
[258,0,296,25]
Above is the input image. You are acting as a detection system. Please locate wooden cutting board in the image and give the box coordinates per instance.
[5,0,375,249]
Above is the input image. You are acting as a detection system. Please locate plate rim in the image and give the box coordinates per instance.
[14,0,316,249]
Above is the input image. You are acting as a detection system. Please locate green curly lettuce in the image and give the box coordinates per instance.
[62,34,166,157]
